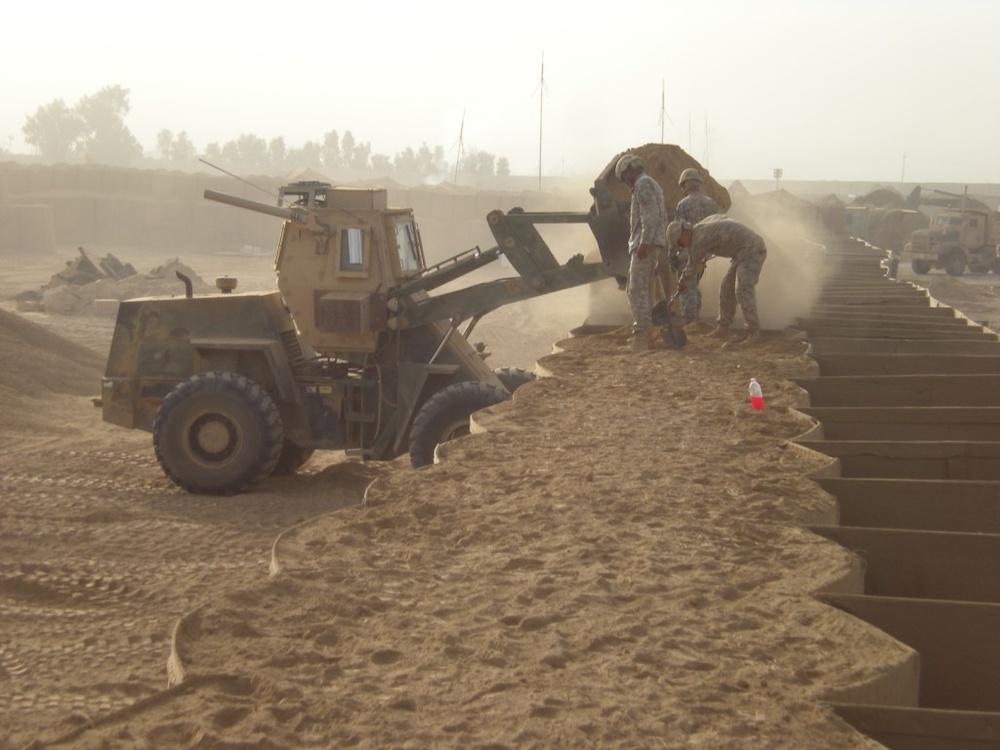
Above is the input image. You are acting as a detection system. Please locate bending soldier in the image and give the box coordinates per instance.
[672,168,719,327]
[668,216,767,344]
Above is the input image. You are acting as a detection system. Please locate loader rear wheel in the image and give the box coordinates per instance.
[153,371,283,495]
[493,366,537,394]
[409,381,509,468]
[272,441,315,476]
[911,260,931,274]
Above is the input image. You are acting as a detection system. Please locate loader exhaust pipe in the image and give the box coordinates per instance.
[176,271,193,299]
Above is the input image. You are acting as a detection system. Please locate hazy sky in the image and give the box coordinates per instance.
[4,0,998,184]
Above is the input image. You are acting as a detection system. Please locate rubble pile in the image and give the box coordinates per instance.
[16,247,213,315]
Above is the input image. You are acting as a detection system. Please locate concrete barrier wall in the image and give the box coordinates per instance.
[0,163,591,257]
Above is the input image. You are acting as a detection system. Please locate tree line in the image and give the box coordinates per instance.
[14,85,510,181]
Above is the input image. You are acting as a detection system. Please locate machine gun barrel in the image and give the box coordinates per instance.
[204,189,305,223]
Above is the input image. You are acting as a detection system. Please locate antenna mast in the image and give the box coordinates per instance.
[657,80,665,143]
[704,113,709,167]
[538,52,545,192]
[453,109,465,187]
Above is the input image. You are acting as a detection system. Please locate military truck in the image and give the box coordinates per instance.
[902,206,1000,276]
[99,180,615,495]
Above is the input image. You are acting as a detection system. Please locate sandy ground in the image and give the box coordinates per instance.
[2,243,999,749]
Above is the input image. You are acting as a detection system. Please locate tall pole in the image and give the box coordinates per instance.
[453,109,465,187]
[660,80,665,143]
[538,53,544,192]
[704,113,709,167]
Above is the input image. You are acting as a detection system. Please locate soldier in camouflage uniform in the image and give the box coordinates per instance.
[668,215,767,342]
[672,168,719,326]
[616,154,668,350]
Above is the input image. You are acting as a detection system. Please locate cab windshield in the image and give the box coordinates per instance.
[934,215,965,227]
[395,220,423,272]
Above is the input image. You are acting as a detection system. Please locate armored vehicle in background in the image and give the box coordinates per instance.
[902,192,1000,276]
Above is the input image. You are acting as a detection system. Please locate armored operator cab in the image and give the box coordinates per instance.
[99,181,611,495]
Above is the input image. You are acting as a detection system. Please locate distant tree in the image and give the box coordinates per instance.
[497,156,510,178]
[462,150,496,177]
[156,129,174,159]
[339,131,356,170]
[268,137,288,169]
[172,131,196,161]
[394,146,418,175]
[349,141,371,171]
[203,142,223,162]
[370,153,392,173]
[75,85,143,165]
[416,143,443,178]
[236,134,269,168]
[154,129,197,161]
[321,130,340,171]
[286,140,323,170]
[22,99,84,162]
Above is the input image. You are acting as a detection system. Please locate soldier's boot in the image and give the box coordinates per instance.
[739,329,763,345]
[646,327,666,349]
[708,324,733,339]
[630,332,650,351]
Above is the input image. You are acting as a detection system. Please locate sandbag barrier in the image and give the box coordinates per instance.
[791,238,1000,749]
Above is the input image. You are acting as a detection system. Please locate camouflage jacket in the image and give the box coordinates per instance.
[674,191,719,226]
[678,217,766,286]
[628,173,668,253]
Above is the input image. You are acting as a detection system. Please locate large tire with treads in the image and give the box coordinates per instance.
[153,371,284,495]
[409,381,509,468]
[945,253,966,277]
[272,441,315,476]
[493,366,537,394]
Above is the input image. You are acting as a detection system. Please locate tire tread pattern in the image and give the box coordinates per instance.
[409,381,509,468]
[153,371,283,495]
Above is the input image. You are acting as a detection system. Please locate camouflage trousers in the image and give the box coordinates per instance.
[626,247,661,332]
[679,270,703,323]
[718,241,767,331]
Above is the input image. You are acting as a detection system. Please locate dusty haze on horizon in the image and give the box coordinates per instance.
[4,0,1000,185]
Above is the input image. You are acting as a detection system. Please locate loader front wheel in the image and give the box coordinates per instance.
[272,441,315,476]
[493,366,537,394]
[153,371,284,495]
[911,260,931,275]
[409,381,509,468]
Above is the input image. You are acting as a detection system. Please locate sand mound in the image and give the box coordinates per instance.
[0,308,102,396]
[599,143,732,213]
[0,308,104,437]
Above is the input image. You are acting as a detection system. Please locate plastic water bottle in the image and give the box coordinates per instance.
[749,378,765,411]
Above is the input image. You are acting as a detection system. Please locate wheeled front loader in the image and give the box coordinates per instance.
[99,179,625,495]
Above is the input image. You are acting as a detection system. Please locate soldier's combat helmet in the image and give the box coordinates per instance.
[678,168,702,187]
[615,154,644,180]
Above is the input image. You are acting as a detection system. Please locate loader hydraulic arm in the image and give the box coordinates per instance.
[386,208,610,331]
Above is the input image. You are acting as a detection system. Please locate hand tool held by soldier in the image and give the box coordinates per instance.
[615,154,669,351]
[668,216,767,344]
[672,169,720,327]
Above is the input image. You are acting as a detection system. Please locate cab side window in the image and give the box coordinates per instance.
[339,228,365,272]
